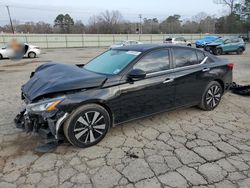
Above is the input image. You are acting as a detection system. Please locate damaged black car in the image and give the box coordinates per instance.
[15,44,233,149]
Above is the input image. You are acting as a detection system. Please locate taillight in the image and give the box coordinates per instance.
[227,63,234,69]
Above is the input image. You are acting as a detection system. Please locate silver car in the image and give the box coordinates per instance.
[164,37,192,47]
[110,40,143,49]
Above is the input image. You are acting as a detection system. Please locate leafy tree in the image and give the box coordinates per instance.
[160,15,182,33]
[143,18,160,34]
[54,14,74,33]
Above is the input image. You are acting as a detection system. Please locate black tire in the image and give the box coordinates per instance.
[198,81,223,111]
[236,47,244,55]
[204,46,210,52]
[63,104,110,148]
[187,44,192,47]
[28,52,36,58]
[215,48,223,55]
[0,54,2,60]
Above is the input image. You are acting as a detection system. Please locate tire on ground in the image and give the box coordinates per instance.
[63,103,110,148]
[198,81,223,111]
[28,52,36,58]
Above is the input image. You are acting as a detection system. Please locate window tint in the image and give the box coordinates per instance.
[232,38,240,43]
[165,38,172,41]
[134,49,170,74]
[174,48,198,67]
[130,41,137,45]
[196,51,206,63]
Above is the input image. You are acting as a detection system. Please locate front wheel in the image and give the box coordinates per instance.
[204,46,210,52]
[63,104,110,148]
[215,48,223,55]
[198,81,223,111]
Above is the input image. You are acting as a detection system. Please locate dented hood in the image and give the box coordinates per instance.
[22,63,107,101]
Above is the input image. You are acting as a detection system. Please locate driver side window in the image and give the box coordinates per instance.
[134,49,170,74]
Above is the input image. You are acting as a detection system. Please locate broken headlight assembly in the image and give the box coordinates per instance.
[26,96,65,113]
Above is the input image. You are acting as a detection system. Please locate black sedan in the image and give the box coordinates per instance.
[15,44,233,148]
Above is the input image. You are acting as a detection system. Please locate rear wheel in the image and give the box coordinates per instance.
[198,81,223,111]
[0,54,2,60]
[63,104,110,148]
[28,52,36,58]
[237,47,244,55]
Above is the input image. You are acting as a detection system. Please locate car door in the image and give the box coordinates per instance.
[222,39,234,52]
[230,38,240,51]
[173,48,209,107]
[117,49,175,122]
[179,37,186,45]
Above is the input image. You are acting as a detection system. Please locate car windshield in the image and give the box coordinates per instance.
[203,36,216,40]
[84,50,141,75]
[213,38,224,43]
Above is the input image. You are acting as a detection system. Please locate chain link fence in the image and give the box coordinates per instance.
[0,34,240,48]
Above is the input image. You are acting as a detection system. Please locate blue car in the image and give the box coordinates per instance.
[195,36,220,48]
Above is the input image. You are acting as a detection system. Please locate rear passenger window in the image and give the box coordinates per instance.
[174,48,198,68]
[196,51,206,63]
[134,49,170,74]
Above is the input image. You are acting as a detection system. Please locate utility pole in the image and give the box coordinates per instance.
[139,14,142,34]
[6,5,14,34]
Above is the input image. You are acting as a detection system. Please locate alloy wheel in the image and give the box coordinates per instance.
[206,85,221,108]
[73,111,106,144]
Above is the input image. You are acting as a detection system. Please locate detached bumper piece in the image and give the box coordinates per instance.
[14,110,66,153]
[230,82,250,96]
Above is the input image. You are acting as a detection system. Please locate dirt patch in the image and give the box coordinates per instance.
[1,133,41,159]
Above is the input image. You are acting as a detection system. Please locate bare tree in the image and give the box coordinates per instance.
[97,10,123,33]
[214,0,242,14]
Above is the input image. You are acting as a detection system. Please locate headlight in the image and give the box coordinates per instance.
[26,96,65,113]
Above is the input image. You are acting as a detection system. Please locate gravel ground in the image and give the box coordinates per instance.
[0,46,250,188]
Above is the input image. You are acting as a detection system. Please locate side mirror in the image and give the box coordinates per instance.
[127,69,146,81]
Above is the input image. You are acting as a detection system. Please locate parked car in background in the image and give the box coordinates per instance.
[164,37,192,46]
[204,37,246,55]
[0,43,41,59]
[195,36,220,48]
[110,40,143,49]
[15,44,233,149]
[239,34,250,42]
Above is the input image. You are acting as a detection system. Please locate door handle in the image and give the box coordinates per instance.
[163,78,174,84]
[202,68,210,72]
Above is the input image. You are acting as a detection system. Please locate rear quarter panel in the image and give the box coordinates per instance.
[205,60,233,92]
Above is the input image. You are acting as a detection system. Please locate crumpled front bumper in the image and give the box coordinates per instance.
[14,108,68,141]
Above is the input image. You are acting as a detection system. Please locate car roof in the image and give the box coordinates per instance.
[113,44,191,52]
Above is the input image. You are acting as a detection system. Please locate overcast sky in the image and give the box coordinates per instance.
[0,0,227,25]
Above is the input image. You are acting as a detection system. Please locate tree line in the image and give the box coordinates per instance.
[0,0,249,34]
